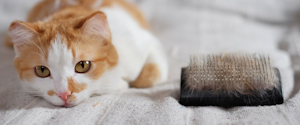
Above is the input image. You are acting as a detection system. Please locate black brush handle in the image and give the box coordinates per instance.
[179,68,284,107]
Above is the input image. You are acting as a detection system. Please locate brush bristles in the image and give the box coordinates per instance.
[185,53,279,94]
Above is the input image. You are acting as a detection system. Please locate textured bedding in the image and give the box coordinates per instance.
[1,0,300,124]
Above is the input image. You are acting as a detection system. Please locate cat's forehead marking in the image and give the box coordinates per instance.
[45,33,80,95]
[48,34,74,69]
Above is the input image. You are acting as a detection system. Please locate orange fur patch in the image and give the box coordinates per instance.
[68,94,77,102]
[14,40,50,82]
[131,63,161,88]
[67,77,87,93]
[47,90,56,96]
[74,44,118,80]
[27,0,57,22]
[26,0,148,28]
[73,27,118,80]
[27,0,94,22]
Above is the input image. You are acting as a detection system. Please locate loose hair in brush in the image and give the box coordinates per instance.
[179,53,283,107]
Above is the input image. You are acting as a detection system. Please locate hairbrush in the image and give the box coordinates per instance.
[179,54,283,107]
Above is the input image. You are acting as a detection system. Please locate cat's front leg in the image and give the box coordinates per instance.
[130,38,168,88]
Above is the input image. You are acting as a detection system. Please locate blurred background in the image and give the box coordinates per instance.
[1,0,300,124]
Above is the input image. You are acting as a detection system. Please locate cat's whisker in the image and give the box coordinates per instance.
[31,52,44,57]
[30,52,47,63]
[26,38,48,63]
[37,36,46,55]
[74,27,83,50]
[27,39,45,56]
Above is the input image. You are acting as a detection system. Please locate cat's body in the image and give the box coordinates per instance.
[7,0,168,107]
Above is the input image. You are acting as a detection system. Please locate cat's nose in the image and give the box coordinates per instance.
[58,91,71,102]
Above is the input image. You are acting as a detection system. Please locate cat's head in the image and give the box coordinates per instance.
[8,11,120,107]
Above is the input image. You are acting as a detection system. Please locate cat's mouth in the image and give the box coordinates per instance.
[64,102,69,107]
[61,102,75,107]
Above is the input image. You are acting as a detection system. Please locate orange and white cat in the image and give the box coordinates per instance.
[7,0,168,107]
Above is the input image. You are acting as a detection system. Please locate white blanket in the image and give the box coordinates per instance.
[1,0,300,124]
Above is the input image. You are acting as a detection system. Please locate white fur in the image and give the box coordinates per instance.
[18,3,168,107]
[101,6,169,84]
[47,34,73,94]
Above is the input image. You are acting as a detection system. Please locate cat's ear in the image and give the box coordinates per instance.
[81,11,111,42]
[8,21,37,48]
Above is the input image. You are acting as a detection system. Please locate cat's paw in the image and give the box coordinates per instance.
[116,79,129,92]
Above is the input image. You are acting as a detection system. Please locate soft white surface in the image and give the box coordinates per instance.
[1,0,300,124]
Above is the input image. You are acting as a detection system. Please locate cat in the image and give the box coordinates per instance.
[7,0,168,107]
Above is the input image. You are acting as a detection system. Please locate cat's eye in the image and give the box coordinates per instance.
[35,66,50,78]
[75,61,91,73]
